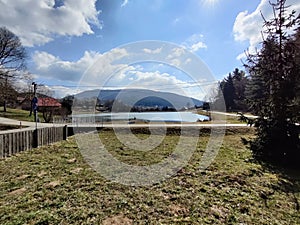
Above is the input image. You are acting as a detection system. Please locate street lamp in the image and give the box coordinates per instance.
[32,82,38,127]
[31,82,38,147]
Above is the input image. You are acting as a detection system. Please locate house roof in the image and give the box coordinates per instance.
[38,97,61,107]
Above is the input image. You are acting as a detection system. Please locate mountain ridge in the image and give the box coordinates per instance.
[75,89,203,109]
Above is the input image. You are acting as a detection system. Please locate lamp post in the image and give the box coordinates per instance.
[32,82,38,127]
[32,82,38,147]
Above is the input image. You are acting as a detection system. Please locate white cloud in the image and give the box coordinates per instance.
[233,0,300,59]
[143,47,162,54]
[121,0,129,7]
[189,41,207,52]
[49,85,84,98]
[32,48,131,96]
[166,47,184,66]
[170,47,186,58]
[32,46,209,99]
[33,47,130,85]
[172,17,181,26]
[182,34,207,52]
[116,68,208,100]
[85,48,130,84]
[184,58,192,64]
[33,52,60,70]
[133,71,185,87]
[33,50,102,82]
[0,0,101,46]
[166,47,192,67]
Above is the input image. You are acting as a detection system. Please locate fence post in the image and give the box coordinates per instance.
[0,135,3,158]
[32,129,38,148]
[63,125,68,140]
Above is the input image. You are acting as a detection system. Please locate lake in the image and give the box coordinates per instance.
[72,112,210,123]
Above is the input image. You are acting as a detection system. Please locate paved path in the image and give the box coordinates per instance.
[209,111,258,118]
[0,117,63,128]
[69,122,249,128]
[1,116,250,129]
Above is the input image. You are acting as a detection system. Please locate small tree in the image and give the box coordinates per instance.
[60,95,74,116]
[0,27,26,112]
[244,0,300,167]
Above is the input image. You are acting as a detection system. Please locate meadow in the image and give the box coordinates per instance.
[0,107,42,123]
[0,128,299,224]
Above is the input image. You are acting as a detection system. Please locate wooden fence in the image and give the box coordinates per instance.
[0,125,68,158]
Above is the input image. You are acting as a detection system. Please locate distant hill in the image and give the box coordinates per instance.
[75,89,203,109]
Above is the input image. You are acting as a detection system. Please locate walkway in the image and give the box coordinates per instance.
[0,117,62,128]
[1,117,250,129]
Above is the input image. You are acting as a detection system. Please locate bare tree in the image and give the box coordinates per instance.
[0,27,26,112]
[14,71,34,94]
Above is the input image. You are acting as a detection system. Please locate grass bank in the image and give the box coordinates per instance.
[0,128,299,224]
[0,124,21,131]
[0,107,42,122]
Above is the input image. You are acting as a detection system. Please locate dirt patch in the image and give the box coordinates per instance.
[67,158,77,163]
[70,167,83,174]
[9,187,27,195]
[37,171,47,178]
[16,174,31,180]
[102,215,133,225]
[45,180,60,188]
[168,204,189,216]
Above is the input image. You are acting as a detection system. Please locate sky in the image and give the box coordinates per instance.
[0,0,300,100]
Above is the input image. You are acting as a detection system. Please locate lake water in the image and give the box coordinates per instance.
[72,112,210,123]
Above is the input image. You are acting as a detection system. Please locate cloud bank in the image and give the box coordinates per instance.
[0,0,100,46]
[32,46,210,99]
[233,0,300,59]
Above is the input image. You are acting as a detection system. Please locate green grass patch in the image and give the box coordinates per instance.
[0,128,299,224]
[0,107,43,122]
[0,124,22,131]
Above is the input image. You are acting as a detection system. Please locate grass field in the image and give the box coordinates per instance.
[0,128,299,224]
[0,107,42,122]
[0,124,20,131]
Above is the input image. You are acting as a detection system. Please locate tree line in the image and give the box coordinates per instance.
[213,68,249,112]
[213,0,299,168]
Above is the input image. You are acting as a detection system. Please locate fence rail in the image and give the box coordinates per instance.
[0,125,68,158]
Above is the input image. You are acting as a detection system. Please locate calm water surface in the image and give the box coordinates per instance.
[73,112,209,123]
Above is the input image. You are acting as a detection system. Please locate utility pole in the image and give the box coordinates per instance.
[32,82,38,147]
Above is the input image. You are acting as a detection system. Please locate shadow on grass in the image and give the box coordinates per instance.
[0,124,23,131]
[245,154,300,212]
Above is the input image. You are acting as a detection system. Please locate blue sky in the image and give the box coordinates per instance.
[1,0,299,99]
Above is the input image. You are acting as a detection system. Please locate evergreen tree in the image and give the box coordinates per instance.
[223,74,236,111]
[289,28,300,124]
[232,68,248,111]
[214,68,248,112]
[244,0,300,167]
